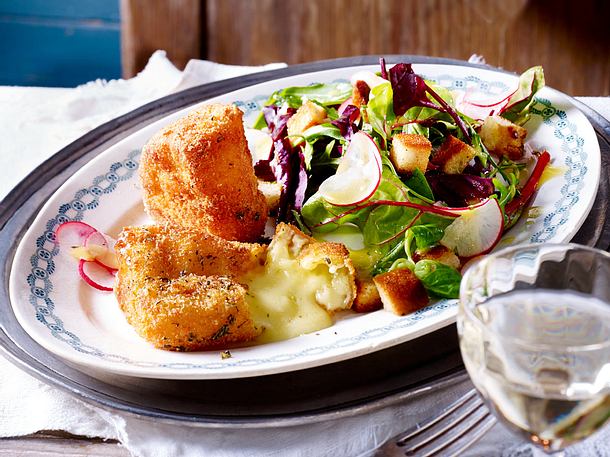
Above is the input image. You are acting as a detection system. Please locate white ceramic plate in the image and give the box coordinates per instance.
[9,64,600,379]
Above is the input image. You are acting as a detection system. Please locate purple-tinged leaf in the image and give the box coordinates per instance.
[331,104,360,140]
[253,160,276,181]
[262,105,296,141]
[379,57,389,80]
[427,173,494,206]
[382,61,472,144]
[462,157,491,176]
[274,138,294,221]
[388,63,437,117]
[293,150,308,211]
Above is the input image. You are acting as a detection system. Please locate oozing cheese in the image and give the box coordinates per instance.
[243,226,354,343]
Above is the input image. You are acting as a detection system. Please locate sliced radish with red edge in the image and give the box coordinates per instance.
[440,198,503,257]
[318,131,382,206]
[84,232,119,270]
[55,221,98,248]
[78,259,116,292]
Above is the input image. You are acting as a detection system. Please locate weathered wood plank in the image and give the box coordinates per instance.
[120,0,202,78]
[203,0,610,96]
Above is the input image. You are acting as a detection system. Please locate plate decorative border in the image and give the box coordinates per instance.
[22,71,589,370]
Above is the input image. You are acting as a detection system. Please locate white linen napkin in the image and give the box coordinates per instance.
[0,50,608,456]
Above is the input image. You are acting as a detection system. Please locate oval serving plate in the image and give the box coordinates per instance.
[9,63,601,379]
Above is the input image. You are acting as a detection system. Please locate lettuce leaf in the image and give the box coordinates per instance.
[414,260,461,298]
[499,66,545,125]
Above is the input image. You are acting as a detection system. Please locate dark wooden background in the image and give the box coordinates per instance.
[121,0,610,96]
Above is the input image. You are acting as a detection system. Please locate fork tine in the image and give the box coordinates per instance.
[404,404,495,457]
[395,389,479,445]
[375,390,495,457]
[425,413,496,457]
[399,394,485,453]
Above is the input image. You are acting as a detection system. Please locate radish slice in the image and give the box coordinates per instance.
[78,259,116,292]
[55,221,98,248]
[456,90,513,120]
[350,71,387,89]
[440,199,503,257]
[85,232,119,270]
[318,131,382,206]
[84,231,108,249]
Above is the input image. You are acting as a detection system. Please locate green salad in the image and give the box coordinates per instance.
[247,59,549,305]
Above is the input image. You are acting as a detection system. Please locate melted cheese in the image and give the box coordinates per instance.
[243,230,351,343]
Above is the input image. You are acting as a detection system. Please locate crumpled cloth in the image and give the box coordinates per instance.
[0,50,608,456]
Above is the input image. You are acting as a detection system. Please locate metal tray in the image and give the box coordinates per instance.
[1,56,609,428]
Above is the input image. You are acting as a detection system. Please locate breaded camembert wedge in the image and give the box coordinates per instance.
[115,223,356,350]
[140,104,268,242]
[115,224,266,351]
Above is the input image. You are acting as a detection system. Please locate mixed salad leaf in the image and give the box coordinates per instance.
[251,59,549,301]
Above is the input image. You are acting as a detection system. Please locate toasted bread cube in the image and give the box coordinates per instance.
[287,101,327,137]
[351,80,371,108]
[432,135,477,174]
[413,245,460,270]
[479,115,527,160]
[352,276,382,313]
[390,133,432,174]
[373,268,429,316]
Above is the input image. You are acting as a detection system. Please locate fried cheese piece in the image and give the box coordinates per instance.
[115,223,357,350]
[115,224,266,351]
[140,104,268,242]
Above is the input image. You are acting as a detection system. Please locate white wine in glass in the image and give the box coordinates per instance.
[459,244,610,454]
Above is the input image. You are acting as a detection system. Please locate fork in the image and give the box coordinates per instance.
[375,389,497,457]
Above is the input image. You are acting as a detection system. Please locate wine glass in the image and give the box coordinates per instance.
[458,243,610,454]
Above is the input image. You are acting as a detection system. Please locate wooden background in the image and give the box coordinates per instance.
[121,0,610,96]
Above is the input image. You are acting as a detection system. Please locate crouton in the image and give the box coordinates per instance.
[140,104,268,242]
[287,101,327,137]
[479,115,527,160]
[413,245,461,270]
[351,80,371,108]
[390,133,432,174]
[432,135,477,174]
[352,276,382,313]
[373,268,429,316]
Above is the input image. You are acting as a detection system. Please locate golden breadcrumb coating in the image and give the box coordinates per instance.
[114,223,357,350]
[140,104,268,242]
[115,224,266,351]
